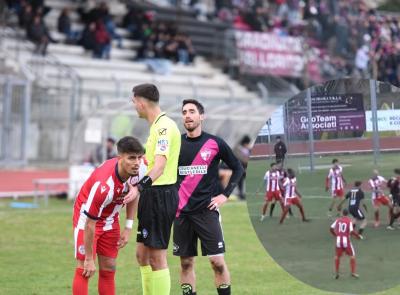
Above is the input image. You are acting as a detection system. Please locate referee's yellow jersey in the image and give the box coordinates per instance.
[145,112,181,185]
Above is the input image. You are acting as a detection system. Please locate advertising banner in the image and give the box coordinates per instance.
[287,93,366,133]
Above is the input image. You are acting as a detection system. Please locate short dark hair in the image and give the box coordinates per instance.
[132,83,159,103]
[342,208,349,216]
[332,158,339,164]
[354,180,362,187]
[287,168,295,177]
[182,99,205,114]
[240,135,251,146]
[270,162,276,168]
[117,136,144,155]
[394,168,400,175]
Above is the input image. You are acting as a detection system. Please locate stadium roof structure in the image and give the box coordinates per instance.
[69,98,280,164]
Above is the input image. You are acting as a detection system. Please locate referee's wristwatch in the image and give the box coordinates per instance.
[137,176,153,193]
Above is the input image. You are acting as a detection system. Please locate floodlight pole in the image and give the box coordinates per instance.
[307,87,315,172]
[369,79,380,166]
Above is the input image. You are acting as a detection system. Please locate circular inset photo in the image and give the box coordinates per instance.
[246,79,400,294]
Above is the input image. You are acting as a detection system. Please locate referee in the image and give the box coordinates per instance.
[173,99,244,295]
[124,83,181,295]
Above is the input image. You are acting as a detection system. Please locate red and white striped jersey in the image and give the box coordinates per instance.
[73,158,146,231]
[283,177,297,199]
[264,170,280,192]
[327,166,344,191]
[331,216,354,248]
[369,175,386,199]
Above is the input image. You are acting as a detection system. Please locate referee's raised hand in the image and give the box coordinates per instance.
[208,194,228,210]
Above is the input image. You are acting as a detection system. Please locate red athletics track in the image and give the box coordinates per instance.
[0,169,68,195]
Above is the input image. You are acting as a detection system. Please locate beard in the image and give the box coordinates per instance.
[184,121,199,132]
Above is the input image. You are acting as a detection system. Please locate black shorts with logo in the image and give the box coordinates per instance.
[173,209,225,256]
[349,207,365,220]
[136,184,179,249]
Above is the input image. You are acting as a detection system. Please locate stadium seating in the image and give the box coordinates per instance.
[1,0,260,114]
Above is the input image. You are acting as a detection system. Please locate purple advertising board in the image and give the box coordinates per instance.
[287,93,366,133]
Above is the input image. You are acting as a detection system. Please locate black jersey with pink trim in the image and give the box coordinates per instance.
[177,132,244,216]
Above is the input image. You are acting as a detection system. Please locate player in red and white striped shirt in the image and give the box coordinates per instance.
[260,163,284,221]
[72,136,146,295]
[330,209,361,279]
[369,170,392,227]
[279,168,308,224]
[326,159,347,216]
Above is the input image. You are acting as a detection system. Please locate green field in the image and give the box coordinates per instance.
[247,152,400,294]
[1,152,400,294]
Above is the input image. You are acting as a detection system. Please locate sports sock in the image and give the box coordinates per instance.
[358,228,364,235]
[181,283,196,295]
[334,257,340,273]
[98,270,115,295]
[350,257,356,274]
[140,265,152,295]
[217,284,231,295]
[269,203,275,216]
[288,207,293,216]
[73,268,89,295]
[375,211,379,222]
[152,268,170,295]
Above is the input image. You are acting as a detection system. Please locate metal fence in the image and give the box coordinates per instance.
[0,75,31,166]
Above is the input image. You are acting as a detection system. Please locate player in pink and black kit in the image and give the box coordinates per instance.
[369,170,392,227]
[326,159,347,216]
[260,162,284,221]
[330,208,361,279]
[72,136,146,295]
[279,168,308,224]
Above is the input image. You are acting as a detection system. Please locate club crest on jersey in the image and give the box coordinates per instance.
[200,149,211,161]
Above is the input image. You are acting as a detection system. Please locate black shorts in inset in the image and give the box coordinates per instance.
[173,209,225,257]
[136,184,179,249]
[349,207,365,220]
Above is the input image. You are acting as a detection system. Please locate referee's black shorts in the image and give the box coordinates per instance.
[349,207,365,220]
[173,209,225,257]
[136,184,179,249]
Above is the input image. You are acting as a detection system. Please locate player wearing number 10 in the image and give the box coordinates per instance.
[330,209,361,279]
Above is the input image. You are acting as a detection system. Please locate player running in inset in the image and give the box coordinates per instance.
[369,170,392,227]
[330,208,361,279]
[72,136,146,295]
[279,168,309,224]
[260,163,284,221]
[326,159,347,216]
[386,169,400,230]
[338,181,367,237]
